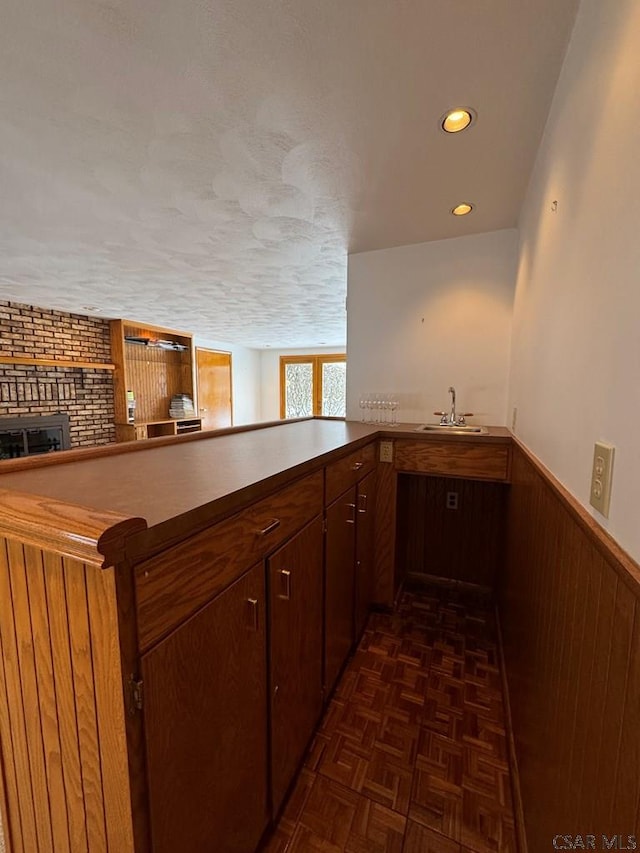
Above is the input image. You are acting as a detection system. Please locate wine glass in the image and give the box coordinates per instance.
[359,394,367,423]
[372,393,381,424]
[390,395,399,426]
[365,393,373,423]
[381,394,390,424]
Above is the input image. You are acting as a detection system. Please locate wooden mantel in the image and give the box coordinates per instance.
[0,355,116,370]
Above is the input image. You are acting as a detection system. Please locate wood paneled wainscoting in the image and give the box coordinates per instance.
[0,491,146,853]
[500,440,640,852]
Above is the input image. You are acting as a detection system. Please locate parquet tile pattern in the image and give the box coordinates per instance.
[263,583,517,853]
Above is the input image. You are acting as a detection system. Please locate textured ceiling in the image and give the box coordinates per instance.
[0,0,579,347]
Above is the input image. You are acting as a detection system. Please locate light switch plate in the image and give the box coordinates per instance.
[379,440,394,463]
[590,441,615,518]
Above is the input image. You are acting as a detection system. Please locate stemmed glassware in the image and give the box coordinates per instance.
[358,393,400,425]
[390,395,399,426]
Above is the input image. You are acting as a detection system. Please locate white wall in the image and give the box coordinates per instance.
[346,230,518,425]
[193,336,262,425]
[260,347,346,422]
[508,0,640,560]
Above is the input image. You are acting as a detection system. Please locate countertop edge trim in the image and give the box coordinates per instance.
[0,487,147,568]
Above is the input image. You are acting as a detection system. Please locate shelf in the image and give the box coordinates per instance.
[114,418,202,442]
[0,356,116,370]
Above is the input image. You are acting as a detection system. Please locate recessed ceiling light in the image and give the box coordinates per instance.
[451,203,474,216]
[441,108,475,134]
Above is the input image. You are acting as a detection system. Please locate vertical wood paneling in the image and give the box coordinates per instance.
[614,608,640,829]
[501,445,640,851]
[22,544,70,853]
[396,474,506,588]
[0,539,32,853]
[578,555,616,826]
[565,547,601,828]
[557,536,590,824]
[0,534,135,852]
[596,582,635,828]
[42,552,89,853]
[64,564,108,852]
[85,568,135,852]
[0,764,12,853]
[5,539,54,852]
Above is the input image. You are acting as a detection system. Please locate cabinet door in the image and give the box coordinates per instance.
[141,563,268,853]
[324,486,356,694]
[268,517,323,814]
[355,470,377,639]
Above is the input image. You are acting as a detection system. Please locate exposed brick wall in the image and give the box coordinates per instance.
[0,302,116,447]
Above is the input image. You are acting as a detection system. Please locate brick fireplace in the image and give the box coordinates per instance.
[0,302,116,447]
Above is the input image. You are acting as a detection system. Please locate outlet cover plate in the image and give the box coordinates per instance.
[379,440,394,463]
[590,441,614,518]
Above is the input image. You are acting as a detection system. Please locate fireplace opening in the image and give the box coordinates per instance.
[0,414,71,459]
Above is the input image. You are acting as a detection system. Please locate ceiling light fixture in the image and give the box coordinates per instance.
[451,203,474,216]
[440,108,475,134]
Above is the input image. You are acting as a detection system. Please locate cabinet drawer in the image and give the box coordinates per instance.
[325,442,376,505]
[135,469,323,652]
[394,439,510,481]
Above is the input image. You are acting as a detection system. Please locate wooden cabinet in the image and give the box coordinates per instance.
[110,319,201,442]
[134,469,324,848]
[355,469,376,639]
[374,436,512,606]
[325,441,376,504]
[135,470,323,652]
[394,438,510,481]
[268,518,323,814]
[324,443,379,695]
[324,485,357,694]
[142,562,269,853]
[1,427,473,853]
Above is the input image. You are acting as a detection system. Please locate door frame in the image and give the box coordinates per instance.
[195,347,233,429]
[279,354,346,419]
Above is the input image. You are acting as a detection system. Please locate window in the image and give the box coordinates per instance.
[280,355,346,419]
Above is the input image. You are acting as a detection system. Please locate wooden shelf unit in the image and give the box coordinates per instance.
[110,320,199,442]
[114,419,202,443]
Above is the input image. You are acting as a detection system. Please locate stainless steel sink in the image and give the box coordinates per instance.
[415,424,489,435]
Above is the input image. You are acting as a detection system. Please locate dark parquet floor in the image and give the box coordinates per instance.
[263,581,517,853]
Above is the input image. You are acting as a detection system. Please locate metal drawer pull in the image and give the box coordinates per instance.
[345,502,356,524]
[257,518,281,536]
[278,569,291,600]
[352,461,364,471]
[358,493,367,513]
[247,598,259,631]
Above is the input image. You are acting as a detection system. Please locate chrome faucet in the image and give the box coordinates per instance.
[434,386,473,426]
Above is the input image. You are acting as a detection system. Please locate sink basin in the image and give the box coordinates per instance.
[415,424,489,435]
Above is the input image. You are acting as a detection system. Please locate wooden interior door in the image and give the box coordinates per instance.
[196,347,232,430]
[141,563,269,853]
[268,517,324,814]
[324,487,356,695]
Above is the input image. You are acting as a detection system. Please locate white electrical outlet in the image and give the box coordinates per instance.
[590,441,615,518]
[379,440,394,463]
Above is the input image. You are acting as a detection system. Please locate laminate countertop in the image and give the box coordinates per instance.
[0,419,511,553]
